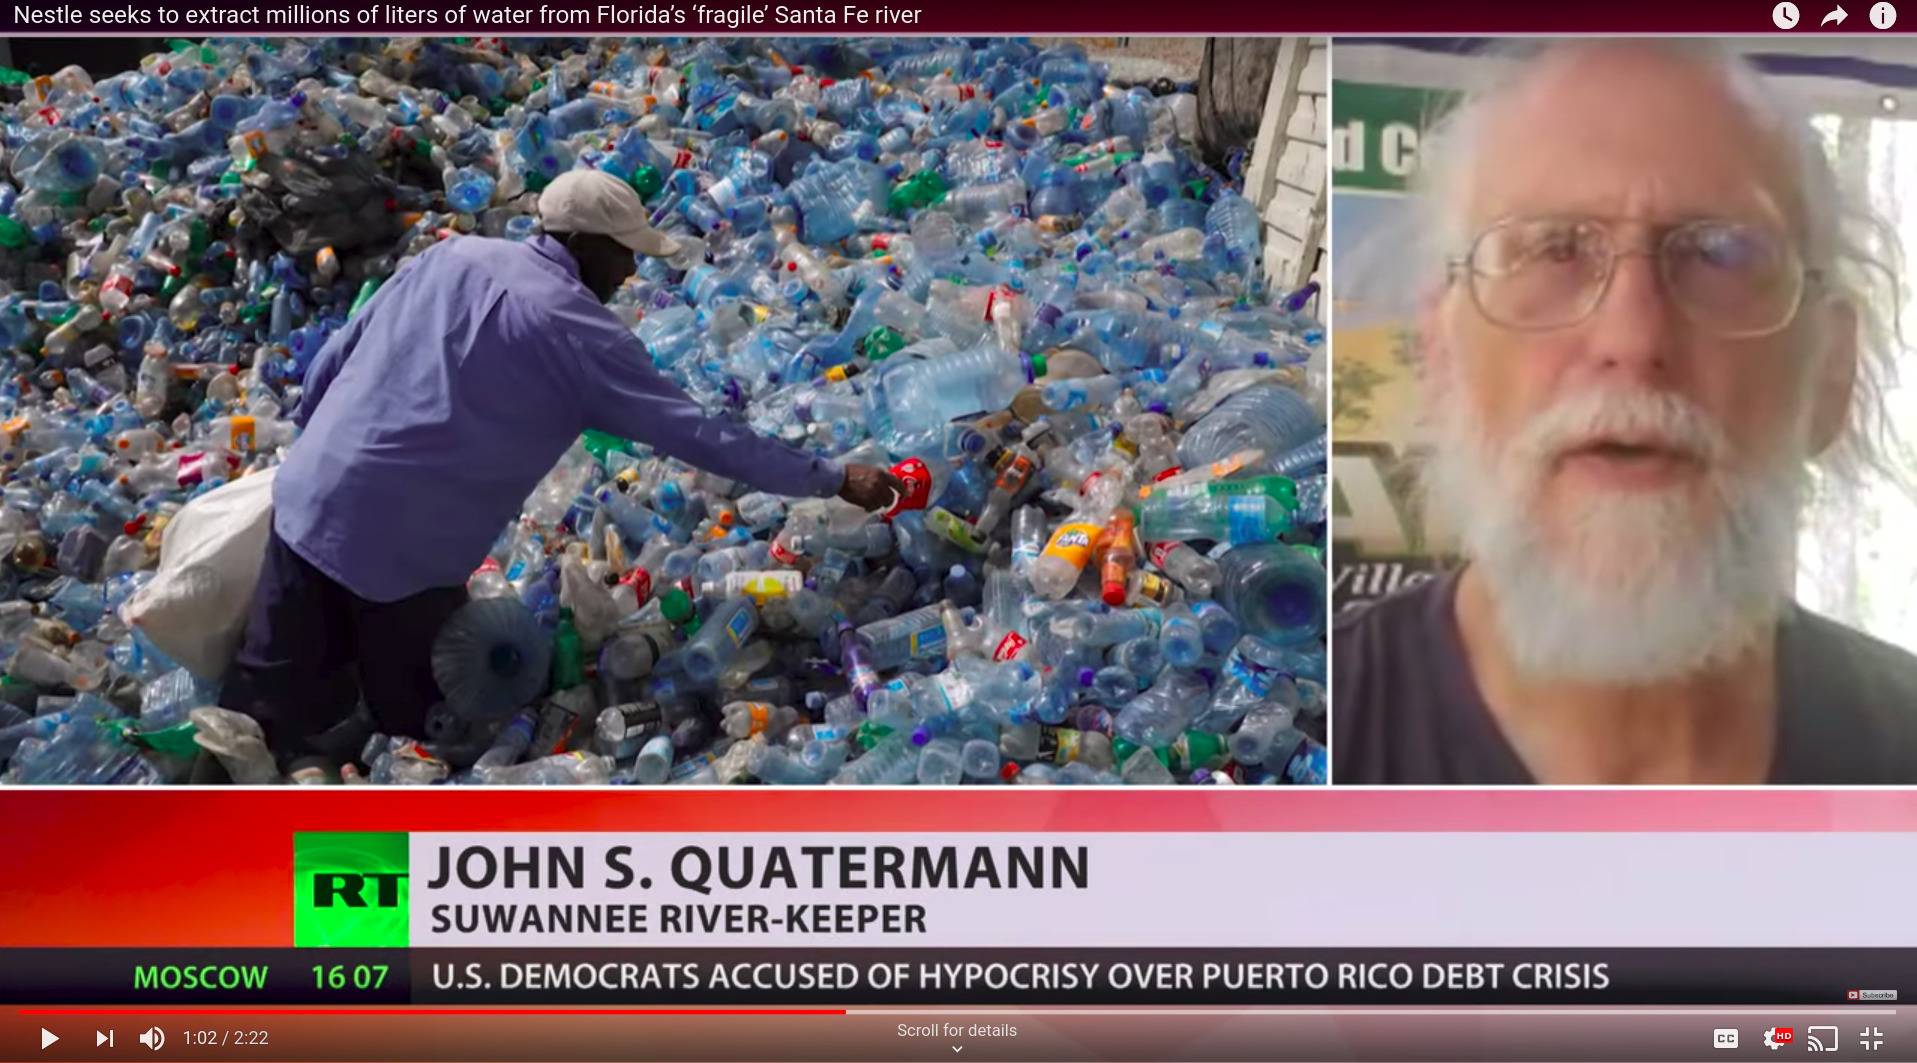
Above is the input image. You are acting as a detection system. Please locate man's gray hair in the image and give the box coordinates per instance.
[1385,38,1911,501]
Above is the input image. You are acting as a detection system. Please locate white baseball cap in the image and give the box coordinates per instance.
[537,169,681,258]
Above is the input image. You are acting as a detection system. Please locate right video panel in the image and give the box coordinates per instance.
[1329,38,1917,785]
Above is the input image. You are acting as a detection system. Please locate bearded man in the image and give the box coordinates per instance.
[1334,40,1917,784]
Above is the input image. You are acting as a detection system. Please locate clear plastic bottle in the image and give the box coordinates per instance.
[479,751,614,786]
[1113,669,1208,750]
[1149,541,1222,599]
[1138,494,1291,545]
[867,344,1046,442]
[721,700,801,739]
[681,598,760,684]
[1226,705,1300,766]
[831,731,923,786]
[1218,544,1326,647]
[1189,636,1293,734]
[1157,602,1206,670]
[1177,385,1321,471]
[626,734,677,785]
[916,736,964,785]
[854,602,948,671]
[472,710,538,774]
[1204,190,1263,274]
[960,737,1001,781]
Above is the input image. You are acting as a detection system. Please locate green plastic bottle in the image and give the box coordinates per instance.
[349,276,383,318]
[0,216,30,251]
[857,325,906,362]
[887,169,949,215]
[580,429,633,465]
[1112,730,1228,774]
[629,164,664,202]
[1205,475,1300,511]
[552,608,585,691]
[660,587,697,636]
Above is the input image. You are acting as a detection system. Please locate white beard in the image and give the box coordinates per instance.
[1422,384,1805,685]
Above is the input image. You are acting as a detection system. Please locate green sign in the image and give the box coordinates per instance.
[1331,82,1461,192]
[294,833,411,948]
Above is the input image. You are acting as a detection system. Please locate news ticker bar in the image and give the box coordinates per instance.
[1,949,1909,1007]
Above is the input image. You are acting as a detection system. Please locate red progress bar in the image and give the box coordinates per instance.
[18,1009,846,1016]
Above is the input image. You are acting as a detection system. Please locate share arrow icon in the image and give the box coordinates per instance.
[1824,4,1849,23]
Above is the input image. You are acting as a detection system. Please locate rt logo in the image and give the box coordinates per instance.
[313,872,407,908]
[1767,1028,1795,1049]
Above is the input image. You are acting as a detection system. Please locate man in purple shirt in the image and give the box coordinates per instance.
[220,170,900,775]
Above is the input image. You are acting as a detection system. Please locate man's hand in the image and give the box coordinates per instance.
[837,463,906,513]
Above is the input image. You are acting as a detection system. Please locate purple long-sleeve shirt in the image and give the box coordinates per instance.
[273,234,845,603]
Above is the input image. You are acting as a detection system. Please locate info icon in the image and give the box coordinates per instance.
[1766,1027,1795,1049]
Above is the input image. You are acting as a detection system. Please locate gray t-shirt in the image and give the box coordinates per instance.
[1334,568,1917,784]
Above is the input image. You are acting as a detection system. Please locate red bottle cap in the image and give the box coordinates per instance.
[884,458,932,519]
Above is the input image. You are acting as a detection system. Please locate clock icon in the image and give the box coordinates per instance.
[1774,0,1802,26]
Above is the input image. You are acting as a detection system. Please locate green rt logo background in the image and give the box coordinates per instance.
[294,832,410,947]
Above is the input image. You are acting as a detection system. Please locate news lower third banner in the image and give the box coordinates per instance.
[277,831,1917,952]
[5,829,1916,1006]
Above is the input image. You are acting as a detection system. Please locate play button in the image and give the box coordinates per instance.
[40,1029,57,1049]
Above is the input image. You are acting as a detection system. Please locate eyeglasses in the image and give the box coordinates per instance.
[1448,216,1820,338]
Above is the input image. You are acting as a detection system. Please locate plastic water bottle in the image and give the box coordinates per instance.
[432,599,553,720]
[480,751,614,786]
[831,731,924,785]
[867,345,1046,442]
[855,603,948,671]
[1191,600,1242,656]
[1113,669,1207,749]
[1177,385,1321,471]
[1189,636,1293,733]
[1149,542,1222,599]
[916,736,965,785]
[961,737,1002,781]
[628,734,677,784]
[472,711,538,774]
[1204,191,1262,274]
[1139,494,1291,545]
[722,700,801,739]
[1226,706,1299,766]
[681,598,760,683]
[1219,544,1326,647]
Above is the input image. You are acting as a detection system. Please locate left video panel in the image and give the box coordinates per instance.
[0,35,1329,787]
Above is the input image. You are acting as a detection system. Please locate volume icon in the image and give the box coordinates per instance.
[139,1026,164,1050]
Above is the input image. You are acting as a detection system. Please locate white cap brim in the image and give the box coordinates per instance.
[613,224,681,258]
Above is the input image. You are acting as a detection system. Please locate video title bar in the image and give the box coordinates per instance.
[2,948,1910,1006]
[0,0,1897,34]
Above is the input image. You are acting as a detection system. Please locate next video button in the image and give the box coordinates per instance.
[1851,989,1897,1001]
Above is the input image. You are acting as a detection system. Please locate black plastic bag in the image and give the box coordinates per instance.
[238,146,403,260]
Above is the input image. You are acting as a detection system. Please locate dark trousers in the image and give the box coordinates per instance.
[219,526,468,769]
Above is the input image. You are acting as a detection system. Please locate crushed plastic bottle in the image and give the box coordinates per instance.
[0,36,1327,787]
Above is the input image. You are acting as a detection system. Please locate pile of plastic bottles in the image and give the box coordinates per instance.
[0,36,1328,786]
